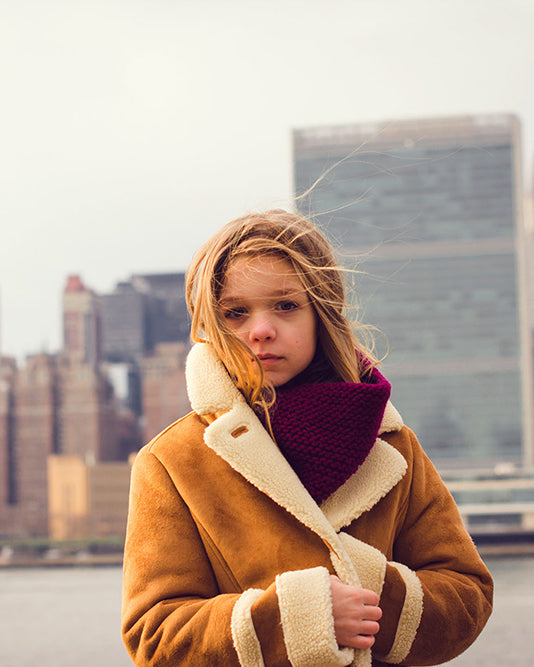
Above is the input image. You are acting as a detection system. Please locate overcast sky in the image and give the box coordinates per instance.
[1,0,533,361]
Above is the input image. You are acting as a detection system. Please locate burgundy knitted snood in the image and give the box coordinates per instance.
[268,366,391,505]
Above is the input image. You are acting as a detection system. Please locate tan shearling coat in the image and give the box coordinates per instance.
[121,342,493,666]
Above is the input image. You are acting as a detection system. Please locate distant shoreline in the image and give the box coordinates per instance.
[1,542,534,568]
[476,542,534,558]
[0,552,124,568]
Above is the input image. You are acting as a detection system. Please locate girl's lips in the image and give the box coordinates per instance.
[257,354,282,366]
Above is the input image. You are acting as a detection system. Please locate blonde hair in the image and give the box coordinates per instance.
[186,209,377,412]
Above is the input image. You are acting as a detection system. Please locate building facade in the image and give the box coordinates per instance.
[141,342,190,443]
[63,275,102,365]
[294,114,532,473]
[58,359,120,462]
[101,272,189,365]
[101,282,147,364]
[0,354,60,536]
[47,455,132,541]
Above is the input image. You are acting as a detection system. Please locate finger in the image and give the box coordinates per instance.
[351,634,376,650]
[358,620,380,636]
[361,589,380,606]
[364,605,383,621]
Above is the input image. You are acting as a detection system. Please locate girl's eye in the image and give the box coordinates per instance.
[224,307,247,320]
[277,301,298,312]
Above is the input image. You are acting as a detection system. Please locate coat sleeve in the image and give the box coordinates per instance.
[121,446,354,667]
[342,428,493,665]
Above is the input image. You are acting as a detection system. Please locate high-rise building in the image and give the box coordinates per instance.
[130,273,189,349]
[101,281,147,364]
[63,275,102,365]
[57,359,119,462]
[294,114,531,472]
[101,272,189,365]
[141,342,190,442]
[0,354,60,536]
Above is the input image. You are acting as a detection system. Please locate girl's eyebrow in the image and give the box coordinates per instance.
[219,288,305,305]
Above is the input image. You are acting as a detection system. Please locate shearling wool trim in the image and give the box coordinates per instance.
[231,588,266,667]
[186,342,243,414]
[335,532,387,597]
[275,567,354,667]
[382,562,424,664]
[321,439,407,531]
[379,401,404,434]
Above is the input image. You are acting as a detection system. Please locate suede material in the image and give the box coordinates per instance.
[251,584,288,666]
[122,410,493,667]
[372,565,407,659]
[380,428,494,666]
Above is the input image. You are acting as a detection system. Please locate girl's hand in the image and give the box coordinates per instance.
[329,575,382,649]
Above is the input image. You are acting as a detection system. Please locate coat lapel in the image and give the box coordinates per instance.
[203,402,343,550]
[320,438,407,531]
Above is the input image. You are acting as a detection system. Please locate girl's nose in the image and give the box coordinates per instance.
[248,314,276,342]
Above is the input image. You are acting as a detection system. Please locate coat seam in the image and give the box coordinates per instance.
[192,515,242,593]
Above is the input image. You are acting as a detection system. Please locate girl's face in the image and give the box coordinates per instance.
[219,254,317,387]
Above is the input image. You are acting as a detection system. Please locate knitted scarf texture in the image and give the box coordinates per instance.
[268,367,391,505]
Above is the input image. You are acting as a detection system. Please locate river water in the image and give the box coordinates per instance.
[0,556,532,666]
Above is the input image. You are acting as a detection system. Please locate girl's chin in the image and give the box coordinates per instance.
[265,371,295,388]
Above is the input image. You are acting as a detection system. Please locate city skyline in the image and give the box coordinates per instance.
[1,0,534,361]
[0,268,191,540]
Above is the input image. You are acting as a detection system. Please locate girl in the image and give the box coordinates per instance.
[121,210,492,666]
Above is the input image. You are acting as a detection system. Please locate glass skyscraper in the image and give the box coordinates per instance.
[294,115,531,473]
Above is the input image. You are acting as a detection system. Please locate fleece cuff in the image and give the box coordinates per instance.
[275,566,354,667]
[382,562,424,664]
[231,588,265,666]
